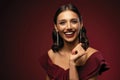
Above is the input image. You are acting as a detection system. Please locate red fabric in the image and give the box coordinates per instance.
[39,51,110,80]
[77,52,110,80]
[39,52,69,80]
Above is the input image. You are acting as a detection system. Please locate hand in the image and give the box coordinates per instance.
[70,43,87,66]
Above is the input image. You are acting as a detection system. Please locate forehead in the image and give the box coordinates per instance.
[57,10,79,20]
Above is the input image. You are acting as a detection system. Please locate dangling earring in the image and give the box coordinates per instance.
[56,32,59,46]
[79,28,82,42]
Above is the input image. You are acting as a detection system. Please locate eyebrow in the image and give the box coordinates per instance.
[71,18,78,21]
[57,19,66,22]
[58,18,79,22]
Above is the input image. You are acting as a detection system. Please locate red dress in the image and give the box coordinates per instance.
[39,51,110,80]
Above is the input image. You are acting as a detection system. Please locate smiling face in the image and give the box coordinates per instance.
[55,10,83,43]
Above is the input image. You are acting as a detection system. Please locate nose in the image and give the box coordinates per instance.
[66,22,71,29]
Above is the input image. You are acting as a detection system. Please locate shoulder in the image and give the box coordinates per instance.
[86,47,98,59]
[48,49,54,57]
[86,47,108,62]
[80,47,98,65]
[48,49,56,62]
[75,47,98,66]
[85,47,106,65]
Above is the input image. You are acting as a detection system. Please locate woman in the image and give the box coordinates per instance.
[40,3,110,80]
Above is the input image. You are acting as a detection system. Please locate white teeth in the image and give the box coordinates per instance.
[65,32,73,34]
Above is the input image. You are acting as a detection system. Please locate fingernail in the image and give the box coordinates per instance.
[75,51,78,54]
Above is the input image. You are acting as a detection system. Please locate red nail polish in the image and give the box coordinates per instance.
[75,51,78,54]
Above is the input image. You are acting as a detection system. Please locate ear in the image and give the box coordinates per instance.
[54,24,58,32]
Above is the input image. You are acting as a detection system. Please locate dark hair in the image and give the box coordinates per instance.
[51,3,89,52]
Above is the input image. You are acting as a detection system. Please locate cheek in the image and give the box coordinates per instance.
[57,27,64,35]
[58,31,65,39]
[57,27,66,38]
[57,26,65,32]
[74,25,81,35]
[74,24,80,31]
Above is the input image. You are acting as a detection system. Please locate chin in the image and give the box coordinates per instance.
[65,38,77,43]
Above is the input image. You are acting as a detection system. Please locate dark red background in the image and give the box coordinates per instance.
[1,0,120,80]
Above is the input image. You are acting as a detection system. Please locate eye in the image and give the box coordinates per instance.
[71,20,78,24]
[59,21,66,25]
[71,19,78,24]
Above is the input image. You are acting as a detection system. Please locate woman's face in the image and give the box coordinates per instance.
[55,10,83,43]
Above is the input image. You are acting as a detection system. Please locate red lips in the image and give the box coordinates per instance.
[64,31,75,38]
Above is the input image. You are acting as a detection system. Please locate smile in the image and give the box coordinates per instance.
[65,32,74,34]
[64,31,75,38]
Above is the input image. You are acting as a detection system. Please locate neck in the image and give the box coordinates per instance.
[60,39,79,54]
